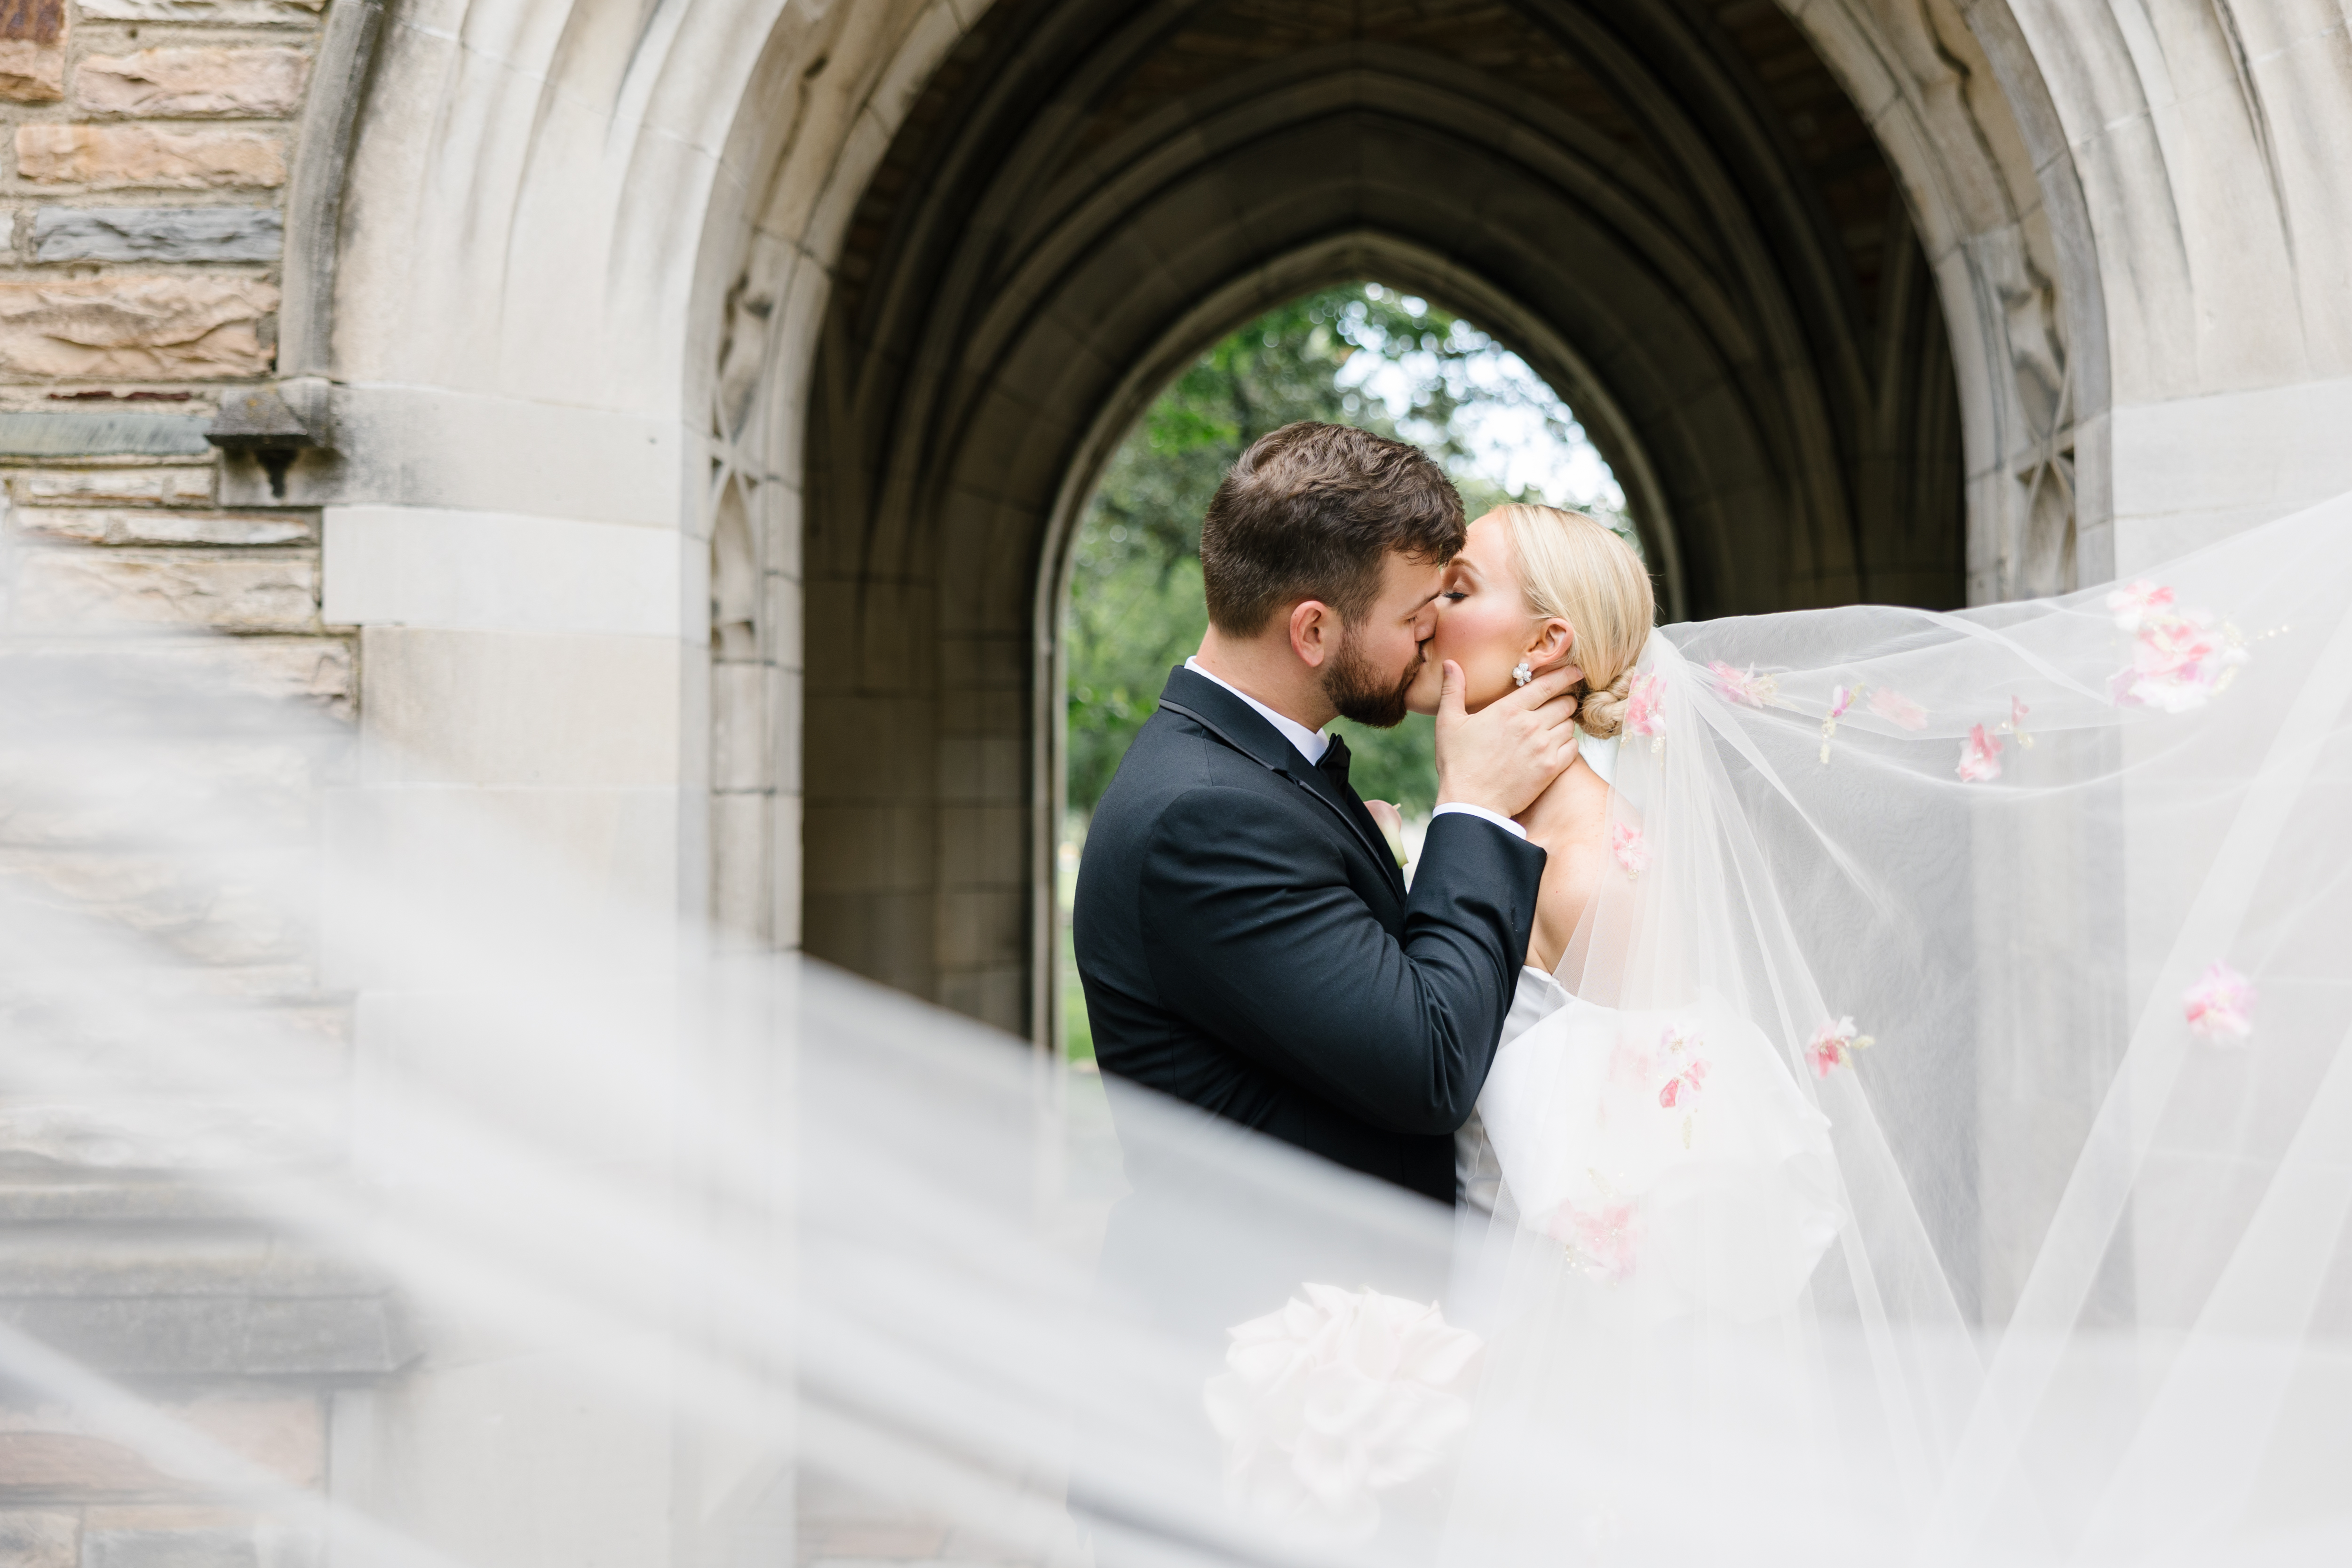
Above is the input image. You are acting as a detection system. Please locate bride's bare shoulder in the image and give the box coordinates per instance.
[1520,760,1616,969]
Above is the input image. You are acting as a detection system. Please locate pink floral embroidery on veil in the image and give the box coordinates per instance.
[2105,580,2176,633]
[2183,962,2256,1044]
[1998,696,2035,749]
[1707,661,1780,709]
[1549,1197,1641,1282]
[1867,686,1928,731]
[1623,671,1666,752]
[1805,1017,1875,1078]
[2106,580,2249,712]
[1819,685,1856,764]
[1957,723,2003,782]
[1611,822,1649,877]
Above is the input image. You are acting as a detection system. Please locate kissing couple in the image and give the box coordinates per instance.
[1065,418,1848,1557]
[1064,419,2351,1561]
[1074,419,1836,1294]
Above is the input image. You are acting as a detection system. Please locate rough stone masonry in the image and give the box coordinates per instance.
[0,0,332,666]
[0,6,351,1567]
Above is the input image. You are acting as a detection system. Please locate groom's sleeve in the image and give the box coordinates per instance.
[1138,789,1545,1136]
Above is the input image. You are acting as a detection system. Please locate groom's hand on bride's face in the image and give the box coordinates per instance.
[1433,660,1581,820]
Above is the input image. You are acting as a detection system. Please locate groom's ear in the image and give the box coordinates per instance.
[1288,598,1336,668]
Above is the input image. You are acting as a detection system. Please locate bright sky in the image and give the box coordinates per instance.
[1335,284,1628,517]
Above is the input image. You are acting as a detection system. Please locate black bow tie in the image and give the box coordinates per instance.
[1316,732,1352,788]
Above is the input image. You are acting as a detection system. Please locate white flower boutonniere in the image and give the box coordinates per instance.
[1365,799,1409,869]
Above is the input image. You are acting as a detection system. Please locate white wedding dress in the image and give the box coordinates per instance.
[1458,967,1843,1321]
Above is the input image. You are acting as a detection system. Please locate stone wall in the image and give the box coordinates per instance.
[0,0,331,688]
[0,1393,322,1568]
[0,8,370,1566]
[0,6,342,989]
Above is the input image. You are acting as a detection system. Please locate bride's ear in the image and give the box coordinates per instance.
[1525,616,1576,672]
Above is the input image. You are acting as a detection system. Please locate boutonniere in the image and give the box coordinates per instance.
[1366,800,1410,869]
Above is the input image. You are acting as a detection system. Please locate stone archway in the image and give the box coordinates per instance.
[99,0,2132,1055]
[797,0,1980,1036]
[20,0,2352,1559]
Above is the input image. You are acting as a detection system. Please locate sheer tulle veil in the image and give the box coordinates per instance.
[1438,489,2352,1564]
[5,495,2350,1568]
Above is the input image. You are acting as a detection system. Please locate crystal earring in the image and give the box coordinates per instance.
[1512,661,1532,688]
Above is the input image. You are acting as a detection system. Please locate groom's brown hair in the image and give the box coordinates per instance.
[1199,422,1465,635]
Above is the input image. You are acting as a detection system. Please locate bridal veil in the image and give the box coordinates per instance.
[1084,486,2352,1564]
[1439,488,2352,1563]
[6,493,2350,1568]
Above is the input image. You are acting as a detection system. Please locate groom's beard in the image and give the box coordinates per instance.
[1323,629,1422,729]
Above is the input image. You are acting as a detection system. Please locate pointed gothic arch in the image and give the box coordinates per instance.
[792,0,1986,1035]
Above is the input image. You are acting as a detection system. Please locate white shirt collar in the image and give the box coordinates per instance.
[1183,657,1330,764]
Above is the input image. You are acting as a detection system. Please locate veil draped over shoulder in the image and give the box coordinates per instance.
[1435,489,2352,1565]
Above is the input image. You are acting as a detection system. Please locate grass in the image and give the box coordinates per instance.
[1060,917,1096,1066]
[1057,833,1097,1066]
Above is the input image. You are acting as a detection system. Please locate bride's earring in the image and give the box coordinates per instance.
[1512,661,1532,688]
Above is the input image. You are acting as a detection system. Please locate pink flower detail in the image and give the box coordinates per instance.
[1821,684,1860,764]
[1549,1200,1642,1282]
[1867,686,1928,731]
[1658,1057,1708,1110]
[1623,672,1666,739]
[2111,605,2249,713]
[1707,661,1779,708]
[2106,580,2176,633]
[1805,1017,1875,1078]
[1994,696,2032,752]
[2183,962,2256,1044]
[1611,822,1649,877]
[1957,723,2003,782]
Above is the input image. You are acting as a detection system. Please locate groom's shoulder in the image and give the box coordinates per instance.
[1083,708,1344,920]
[1089,702,1302,857]
[1104,697,1275,806]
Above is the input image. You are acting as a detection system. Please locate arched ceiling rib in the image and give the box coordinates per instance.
[815,0,1963,624]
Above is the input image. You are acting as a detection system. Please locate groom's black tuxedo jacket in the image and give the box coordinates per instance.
[1074,665,1546,1203]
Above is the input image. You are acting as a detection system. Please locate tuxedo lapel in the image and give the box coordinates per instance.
[1287,745,1408,900]
[1153,667,1406,899]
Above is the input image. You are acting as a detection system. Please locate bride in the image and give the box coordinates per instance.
[1405,507,1863,1560]
[1405,504,1843,1322]
[1200,492,2352,1564]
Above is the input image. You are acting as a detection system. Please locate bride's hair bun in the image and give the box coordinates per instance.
[1489,503,1655,737]
[1579,669,1635,740]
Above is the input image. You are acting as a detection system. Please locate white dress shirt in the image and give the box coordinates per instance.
[1181,658,1526,840]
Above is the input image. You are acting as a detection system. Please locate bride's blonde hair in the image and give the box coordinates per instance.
[1489,503,1655,739]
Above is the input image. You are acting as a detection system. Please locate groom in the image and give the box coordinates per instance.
[1073,422,1580,1205]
